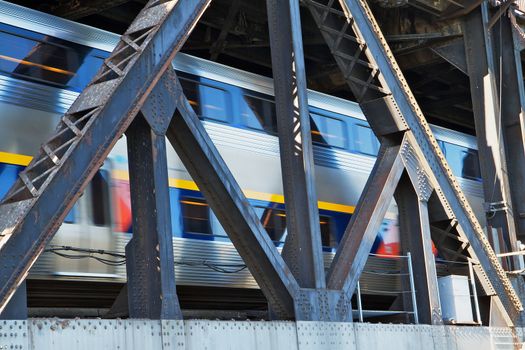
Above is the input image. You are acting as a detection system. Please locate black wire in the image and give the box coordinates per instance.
[45,245,249,273]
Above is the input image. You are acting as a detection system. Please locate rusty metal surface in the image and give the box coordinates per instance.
[4,319,521,349]
[266,0,325,291]
[0,0,211,313]
[303,0,523,323]
[165,69,300,319]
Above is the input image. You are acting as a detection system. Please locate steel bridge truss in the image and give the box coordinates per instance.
[0,0,522,324]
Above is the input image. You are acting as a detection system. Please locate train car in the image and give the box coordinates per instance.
[0,1,484,294]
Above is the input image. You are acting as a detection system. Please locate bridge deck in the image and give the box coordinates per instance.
[2,319,523,349]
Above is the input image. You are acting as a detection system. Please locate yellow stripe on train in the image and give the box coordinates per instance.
[112,169,355,214]
[0,152,356,215]
[0,152,32,166]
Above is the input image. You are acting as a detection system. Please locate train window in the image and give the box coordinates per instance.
[179,78,230,123]
[241,94,277,134]
[0,27,106,92]
[180,78,200,113]
[90,171,110,226]
[201,85,229,122]
[354,124,379,156]
[256,207,287,242]
[442,142,482,181]
[180,197,212,235]
[310,113,347,149]
[461,149,482,181]
[320,215,337,248]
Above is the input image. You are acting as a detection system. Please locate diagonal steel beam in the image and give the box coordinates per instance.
[304,0,523,323]
[0,0,211,313]
[266,0,325,289]
[164,69,300,319]
[327,142,404,293]
[209,0,241,61]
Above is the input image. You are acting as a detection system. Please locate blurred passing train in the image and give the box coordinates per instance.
[0,1,485,291]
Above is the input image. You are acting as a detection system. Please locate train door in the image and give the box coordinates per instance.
[38,167,116,279]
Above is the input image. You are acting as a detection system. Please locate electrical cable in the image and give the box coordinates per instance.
[44,245,249,273]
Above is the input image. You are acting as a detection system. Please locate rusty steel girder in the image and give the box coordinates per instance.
[0,0,522,326]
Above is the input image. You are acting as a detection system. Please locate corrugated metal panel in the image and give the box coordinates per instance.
[113,235,405,295]
[0,74,78,114]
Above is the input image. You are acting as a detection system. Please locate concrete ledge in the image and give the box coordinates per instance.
[0,319,523,349]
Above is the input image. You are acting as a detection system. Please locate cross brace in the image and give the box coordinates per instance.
[0,0,212,314]
[0,0,520,326]
[303,0,523,323]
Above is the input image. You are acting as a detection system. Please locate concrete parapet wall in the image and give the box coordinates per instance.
[1,319,523,349]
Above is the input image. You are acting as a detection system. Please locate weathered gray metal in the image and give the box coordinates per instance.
[0,0,521,325]
[10,319,524,350]
[303,0,523,323]
[463,4,519,264]
[124,65,185,319]
[165,68,300,319]
[395,175,442,325]
[494,12,525,240]
[266,0,325,290]
[0,0,211,313]
[125,108,181,319]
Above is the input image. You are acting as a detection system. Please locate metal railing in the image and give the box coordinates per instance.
[355,253,483,325]
[355,252,419,324]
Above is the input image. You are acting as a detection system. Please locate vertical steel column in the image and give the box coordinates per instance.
[125,114,181,319]
[463,5,518,260]
[266,0,325,289]
[395,175,442,325]
[493,13,525,240]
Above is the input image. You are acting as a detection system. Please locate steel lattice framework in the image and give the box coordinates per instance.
[0,0,522,324]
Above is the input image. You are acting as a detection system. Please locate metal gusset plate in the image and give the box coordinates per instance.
[0,0,211,312]
[303,0,523,322]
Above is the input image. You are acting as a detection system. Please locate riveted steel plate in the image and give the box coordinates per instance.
[447,326,492,350]
[184,320,297,350]
[354,323,434,350]
[0,320,28,350]
[296,321,355,350]
[28,319,185,350]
